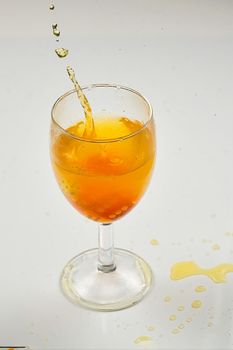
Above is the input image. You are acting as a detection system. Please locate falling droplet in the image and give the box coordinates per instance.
[178,323,185,329]
[55,48,69,58]
[212,244,220,251]
[186,317,192,323]
[52,23,60,37]
[49,4,55,10]
[53,29,60,36]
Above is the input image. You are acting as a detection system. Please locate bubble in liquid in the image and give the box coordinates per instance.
[121,205,128,211]
[114,210,122,215]
[108,214,116,219]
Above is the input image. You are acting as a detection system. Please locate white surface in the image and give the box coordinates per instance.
[0,0,233,348]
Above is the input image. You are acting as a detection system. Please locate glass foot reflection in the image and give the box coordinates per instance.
[61,248,153,311]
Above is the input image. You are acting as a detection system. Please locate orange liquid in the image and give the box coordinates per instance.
[51,116,155,223]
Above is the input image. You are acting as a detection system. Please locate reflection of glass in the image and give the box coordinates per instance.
[50,84,156,311]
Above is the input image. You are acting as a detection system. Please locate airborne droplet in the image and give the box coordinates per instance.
[55,48,69,58]
[52,23,60,37]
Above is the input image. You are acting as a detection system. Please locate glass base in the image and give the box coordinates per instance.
[61,248,153,311]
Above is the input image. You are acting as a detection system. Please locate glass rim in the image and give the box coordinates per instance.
[51,83,153,144]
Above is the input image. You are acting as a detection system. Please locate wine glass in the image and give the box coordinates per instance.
[50,84,156,311]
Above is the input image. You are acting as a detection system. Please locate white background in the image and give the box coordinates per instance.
[0,0,233,348]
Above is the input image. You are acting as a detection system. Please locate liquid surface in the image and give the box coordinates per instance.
[51,116,155,223]
[170,261,233,283]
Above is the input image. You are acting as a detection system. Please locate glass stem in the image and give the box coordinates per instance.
[98,223,116,273]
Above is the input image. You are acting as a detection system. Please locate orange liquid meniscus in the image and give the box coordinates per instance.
[51,116,155,223]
